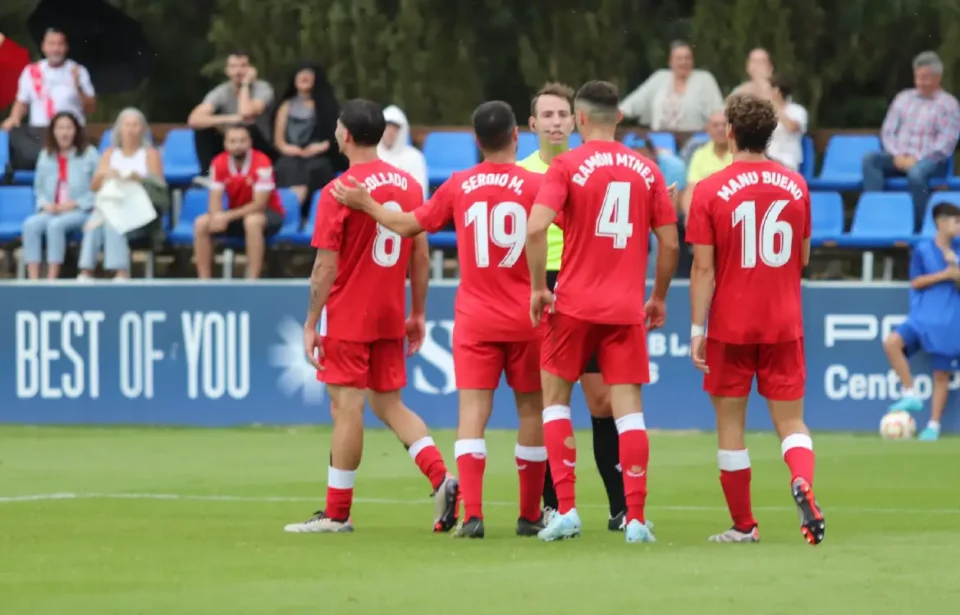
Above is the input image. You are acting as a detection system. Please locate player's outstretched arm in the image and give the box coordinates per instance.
[332,177,424,237]
[526,204,557,291]
[306,249,337,331]
[690,245,715,330]
[651,224,679,300]
[409,233,430,317]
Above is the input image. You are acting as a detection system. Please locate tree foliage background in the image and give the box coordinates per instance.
[1,0,959,128]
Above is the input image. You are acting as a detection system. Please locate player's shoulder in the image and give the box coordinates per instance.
[210,151,229,169]
[250,149,272,166]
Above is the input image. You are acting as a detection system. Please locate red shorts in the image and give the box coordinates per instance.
[704,338,805,400]
[453,337,541,393]
[541,312,650,385]
[318,337,406,392]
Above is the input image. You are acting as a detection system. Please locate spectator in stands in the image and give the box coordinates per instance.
[188,52,275,175]
[732,48,774,98]
[618,40,723,131]
[378,105,428,198]
[863,51,960,231]
[193,124,284,279]
[681,109,732,216]
[1,29,95,173]
[273,64,343,216]
[78,108,165,281]
[21,111,98,280]
[766,75,808,171]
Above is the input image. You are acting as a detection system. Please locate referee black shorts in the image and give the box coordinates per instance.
[545,269,600,374]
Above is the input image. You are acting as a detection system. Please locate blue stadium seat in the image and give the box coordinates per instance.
[885,154,954,190]
[647,132,676,153]
[799,135,815,179]
[286,193,319,246]
[168,188,213,246]
[99,129,113,152]
[162,128,201,184]
[0,186,35,243]
[428,232,457,248]
[422,132,477,185]
[0,130,9,171]
[569,133,582,148]
[834,192,913,248]
[807,134,881,191]
[517,132,538,160]
[920,192,960,237]
[809,192,844,245]
[946,172,960,190]
[273,188,305,243]
[12,170,34,185]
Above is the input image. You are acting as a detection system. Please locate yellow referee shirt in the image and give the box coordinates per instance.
[518,151,564,271]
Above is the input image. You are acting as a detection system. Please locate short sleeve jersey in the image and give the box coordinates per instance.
[685,160,810,344]
[311,159,422,342]
[209,150,285,216]
[534,140,677,324]
[414,162,543,342]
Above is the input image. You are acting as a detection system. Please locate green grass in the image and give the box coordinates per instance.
[1,426,958,614]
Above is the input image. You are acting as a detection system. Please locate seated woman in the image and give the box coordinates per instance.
[21,111,98,280]
[272,64,344,215]
[79,108,164,280]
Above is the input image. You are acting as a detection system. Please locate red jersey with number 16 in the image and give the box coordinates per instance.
[535,140,677,324]
[311,159,422,342]
[414,162,543,342]
[685,160,810,344]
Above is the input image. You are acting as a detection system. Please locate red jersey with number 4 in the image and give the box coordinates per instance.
[414,162,543,342]
[311,159,422,342]
[685,160,810,344]
[535,141,676,324]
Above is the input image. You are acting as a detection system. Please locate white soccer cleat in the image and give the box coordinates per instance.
[624,519,657,543]
[708,526,759,543]
[537,508,582,541]
[283,511,354,533]
[432,474,460,533]
[542,507,557,526]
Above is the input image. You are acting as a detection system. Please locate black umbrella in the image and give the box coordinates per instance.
[27,0,154,94]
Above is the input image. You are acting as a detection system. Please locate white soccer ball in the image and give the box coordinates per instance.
[879,410,916,440]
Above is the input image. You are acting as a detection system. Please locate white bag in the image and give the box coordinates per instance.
[93,178,158,235]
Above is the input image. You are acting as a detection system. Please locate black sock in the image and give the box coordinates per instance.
[542,462,559,510]
[592,416,625,516]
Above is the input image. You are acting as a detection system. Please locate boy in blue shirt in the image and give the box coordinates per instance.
[883,202,960,440]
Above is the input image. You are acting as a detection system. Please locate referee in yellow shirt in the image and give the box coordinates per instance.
[519,83,626,531]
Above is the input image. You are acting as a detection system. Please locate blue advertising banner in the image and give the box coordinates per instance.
[0,281,956,433]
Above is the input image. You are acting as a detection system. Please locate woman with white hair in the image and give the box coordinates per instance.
[78,108,164,280]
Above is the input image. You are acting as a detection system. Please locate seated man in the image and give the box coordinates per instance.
[187,51,275,175]
[192,125,285,279]
[883,202,960,441]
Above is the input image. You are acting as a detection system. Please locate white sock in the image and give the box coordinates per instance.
[928,420,940,429]
[902,387,916,398]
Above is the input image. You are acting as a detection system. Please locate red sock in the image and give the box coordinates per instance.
[718,449,756,531]
[455,439,486,520]
[781,433,815,486]
[409,437,448,490]
[616,413,649,524]
[323,467,356,520]
[542,405,576,514]
[515,444,548,522]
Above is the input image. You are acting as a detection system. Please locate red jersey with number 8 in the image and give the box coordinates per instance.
[534,141,677,324]
[685,160,810,344]
[311,159,422,342]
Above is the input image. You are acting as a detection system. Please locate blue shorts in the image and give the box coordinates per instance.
[897,320,960,372]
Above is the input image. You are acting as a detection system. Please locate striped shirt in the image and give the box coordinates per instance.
[881,88,960,161]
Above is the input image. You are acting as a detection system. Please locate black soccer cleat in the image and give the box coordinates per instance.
[608,510,626,532]
[432,475,461,533]
[516,514,547,537]
[452,517,485,539]
[791,477,825,546]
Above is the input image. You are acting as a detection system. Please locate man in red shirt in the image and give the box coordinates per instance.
[192,124,285,279]
[686,93,825,546]
[285,99,458,534]
[332,101,548,539]
[526,81,679,543]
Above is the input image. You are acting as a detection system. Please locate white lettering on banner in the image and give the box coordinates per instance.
[646,332,690,358]
[824,365,960,401]
[181,311,250,400]
[648,361,659,385]
[119,311,166,399]
[413,320,456,394]
[824,314,906,347]
[15,310,103,400]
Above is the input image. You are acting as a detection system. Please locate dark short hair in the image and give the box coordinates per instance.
[43,111,87,153]
[725,93,778,154]
[530,82,574,117]
[472,101,517,152]
[340,99,386,147]
[223,124,251,138]
[932,202,960,220]
[770,74,793,99]
[227,50,249,60]
[575,80,620,110]
[43,28,67,42]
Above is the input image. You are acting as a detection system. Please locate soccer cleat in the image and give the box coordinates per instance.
[542,507,557,527]
[283,511,354,533]
[432,475,460,533]
[608,510,626,531]
[537,508,582,541]
[624,519,656,543]
[918,424,941,441]
[451,517,485,539]
[708,526,760,543]
[889,396,923,413]
[791,477,825,546]
[516,515,546,537]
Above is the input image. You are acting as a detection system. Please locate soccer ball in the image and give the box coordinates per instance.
[879,410,916,440]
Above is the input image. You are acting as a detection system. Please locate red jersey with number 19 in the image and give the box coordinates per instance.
[414,162,543,342]
[311,159,422,342]
[685,160,811,344]
[535,141,677,324]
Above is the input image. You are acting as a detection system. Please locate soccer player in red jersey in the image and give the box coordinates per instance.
[332,101,549,539]
[685,93,825,546]
[526,81,680,543]
[284,99,459,534]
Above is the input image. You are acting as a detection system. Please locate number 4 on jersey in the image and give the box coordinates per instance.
[595,181,633,249]
[732,199,793,268]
